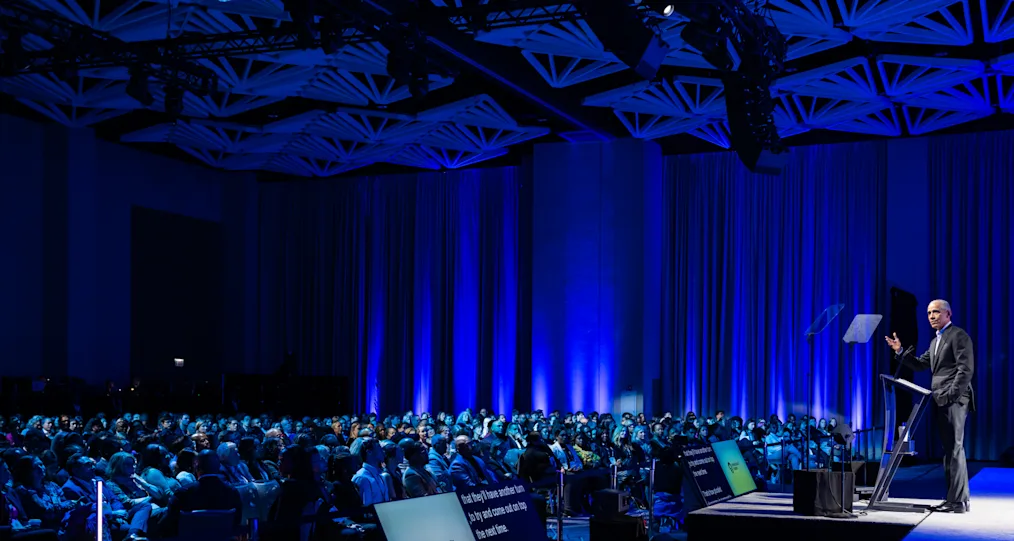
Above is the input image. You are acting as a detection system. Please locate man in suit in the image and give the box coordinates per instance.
[402,442,442,498]
[449,436,498,491]
[425,435,454,493]
[886,299,974,513]
[163,449,243,536]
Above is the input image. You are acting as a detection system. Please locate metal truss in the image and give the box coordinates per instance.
[1,0,217,94]
[0,71,134,126]
[981,0,1014,42]
[119,94,550,176]
[594,54,1007,144]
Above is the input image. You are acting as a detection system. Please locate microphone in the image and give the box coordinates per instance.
[893,346,914,379]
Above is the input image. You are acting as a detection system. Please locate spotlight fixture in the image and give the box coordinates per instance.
[282,0,317,49]
[163,85,184,117]
[126,67,154,106]
[662,0,789,173]
[319,16,345,55]
[0,29,26,76]
[382,24,434,99]
[579,1,670,80]
[644,2,676,17]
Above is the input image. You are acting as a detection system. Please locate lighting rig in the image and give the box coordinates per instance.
[668,0,790,174]
[0,0,217,116]
[3,0,786,167]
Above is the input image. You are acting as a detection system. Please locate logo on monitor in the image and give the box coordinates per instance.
[727,461,741,474]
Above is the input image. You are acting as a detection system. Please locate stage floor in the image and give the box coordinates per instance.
[902,467,1014,541]
[686,467,1014,541]
[686,492,932,541]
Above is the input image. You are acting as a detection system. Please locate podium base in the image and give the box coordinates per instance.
[867,501,931,514]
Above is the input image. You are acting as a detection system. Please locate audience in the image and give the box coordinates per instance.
[0,400,839,539]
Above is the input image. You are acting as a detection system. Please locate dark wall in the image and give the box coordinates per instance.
[130,207,225,382]
[0,114,258,387]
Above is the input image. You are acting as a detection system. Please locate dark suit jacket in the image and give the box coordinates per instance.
[449,455,497,491]
[402,466,441,498]
[425,449,454,493]
[164,474,242,536]
[898,325,975,411]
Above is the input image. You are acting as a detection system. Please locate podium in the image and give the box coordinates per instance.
[868,374,933,512]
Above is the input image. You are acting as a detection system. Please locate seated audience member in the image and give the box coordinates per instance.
[218,442,256,485]
[518,432,558,487]
[1,458,59,540]
[162,449,243,537]
[62,453,141,539]
[449,436,498,490]
[173,448,198,486]
[378,440,404,500]
[425,435,454,493]
[266,446,367,541]
[402,442,441,498]
[11,455,78,531]
[138,444,180,506]
[351,439,390,506]
[104,451,166,538]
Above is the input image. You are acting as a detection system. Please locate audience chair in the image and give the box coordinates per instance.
[179,509,238,541]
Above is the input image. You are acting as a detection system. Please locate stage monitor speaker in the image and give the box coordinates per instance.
[793,470,854,516]
[1001,446,1014,467]
[850,461,881,487]
[591,489,630,518]
[589,515,646,541]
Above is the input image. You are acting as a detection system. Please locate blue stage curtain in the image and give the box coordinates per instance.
[928,130,1014,461]
[660,142,888,429]
[257,168,526,415]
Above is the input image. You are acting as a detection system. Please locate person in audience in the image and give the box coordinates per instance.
[162,449,242,538]
[449,435,497,490]
[138,444,180,506]
[402,442,441,498]
[10,455,79,531]
[173,448,198,486]
[425,435,454,493]
[351,439,390,506]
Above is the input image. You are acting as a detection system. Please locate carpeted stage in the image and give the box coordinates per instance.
[685,467,1014,541]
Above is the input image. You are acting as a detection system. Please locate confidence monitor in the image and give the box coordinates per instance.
[375,492,474,541]
[711,440,757,497]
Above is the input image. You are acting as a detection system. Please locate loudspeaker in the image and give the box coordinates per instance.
[591,489,630,518]
[1001,446,1014,467]
[849,460,880,486]
[793,470,854,516]
[589,515,646,541]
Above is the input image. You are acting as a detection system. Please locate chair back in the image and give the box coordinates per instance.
[179,509,236,541]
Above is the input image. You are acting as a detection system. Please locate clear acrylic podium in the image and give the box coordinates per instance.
[868,374,933,512]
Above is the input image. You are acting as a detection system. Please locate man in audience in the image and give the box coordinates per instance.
[402,442,442,498]
[426,435,454,493]
[352,439,390,506]
[449,435,498,490]
[163,450,243,537]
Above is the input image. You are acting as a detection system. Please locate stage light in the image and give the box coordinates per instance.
[163,85,184,117]
[0,29,26,76]
[319,16,345,55]
[126,67,154,107]
[580,1,671,80]
[174,358,185,368]
[282,0,317,49]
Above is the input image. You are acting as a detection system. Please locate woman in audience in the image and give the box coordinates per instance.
[10,455,78,531]
[173,448,198,486]
[1,459,60,541]
[104,451,164,537]
[138,444,179,506]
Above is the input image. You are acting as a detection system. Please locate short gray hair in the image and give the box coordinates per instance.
[929,299,952,313]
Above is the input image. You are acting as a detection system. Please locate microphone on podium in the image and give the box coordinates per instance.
[893,345,915,379]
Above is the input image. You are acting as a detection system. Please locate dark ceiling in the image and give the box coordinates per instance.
[2,0,1012,178]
